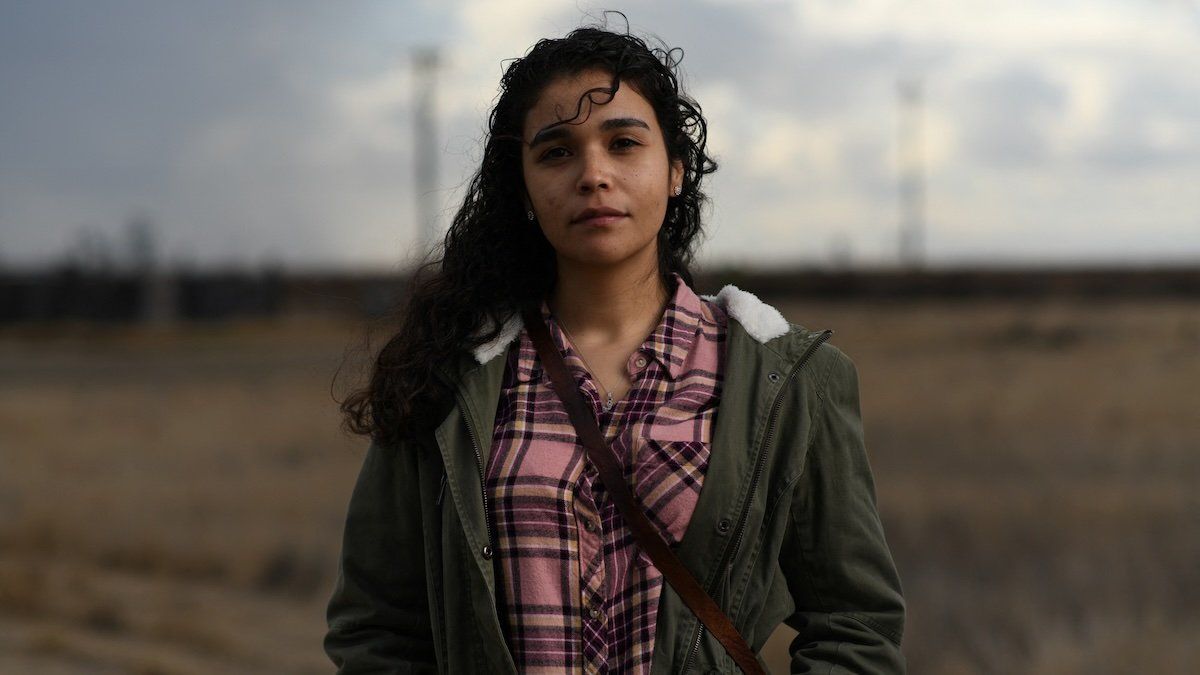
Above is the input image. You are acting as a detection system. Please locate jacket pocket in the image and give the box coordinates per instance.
[430,466,449,669]
[435,468,448,507]
[431,572,447,669]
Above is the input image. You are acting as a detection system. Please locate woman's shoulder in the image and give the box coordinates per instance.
[762,319,857,397]
[791,328,859,398]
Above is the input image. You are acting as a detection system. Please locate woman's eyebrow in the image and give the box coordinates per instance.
[528,117,651,149]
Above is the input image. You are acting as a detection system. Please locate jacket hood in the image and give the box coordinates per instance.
[470,283,791,366]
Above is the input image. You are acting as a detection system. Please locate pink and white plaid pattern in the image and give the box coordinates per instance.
[485,271,728,674]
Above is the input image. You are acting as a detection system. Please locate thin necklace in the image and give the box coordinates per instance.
[550,309,617,412]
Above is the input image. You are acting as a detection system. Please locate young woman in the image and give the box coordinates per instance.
[325,18,906,675]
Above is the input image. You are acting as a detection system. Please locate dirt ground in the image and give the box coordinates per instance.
[0,295,1196,674]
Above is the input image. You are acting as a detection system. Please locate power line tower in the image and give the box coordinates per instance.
[125,211,175,325]
[412,46,441,263]
[896,76,927,269]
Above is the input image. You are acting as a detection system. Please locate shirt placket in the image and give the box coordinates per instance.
[576,461,608,675]
[576,366,615,674]
[568,346,656,674]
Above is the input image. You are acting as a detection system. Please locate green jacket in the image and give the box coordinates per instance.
[324,285,906,673]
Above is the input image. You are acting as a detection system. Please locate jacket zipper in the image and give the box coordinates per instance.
[460,394,495,556]
[680,328,833,674]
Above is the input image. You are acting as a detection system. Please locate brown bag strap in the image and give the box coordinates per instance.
[521,306,765,675]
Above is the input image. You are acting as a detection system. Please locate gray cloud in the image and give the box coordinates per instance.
[0,0,456,266]
[956,64,1069,167]
[1079,65,1200,169]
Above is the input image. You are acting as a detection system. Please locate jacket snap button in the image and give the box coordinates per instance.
[767,371,780,382]
[482,545,493,560]
[717,518,731,533]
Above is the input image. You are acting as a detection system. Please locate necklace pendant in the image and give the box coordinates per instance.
[604,391,614,411]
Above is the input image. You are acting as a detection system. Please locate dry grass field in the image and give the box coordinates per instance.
[1,296,1196,673]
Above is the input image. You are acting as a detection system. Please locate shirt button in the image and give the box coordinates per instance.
[634,356,648,369]
[589,607,602,620]
[584,519,597,533]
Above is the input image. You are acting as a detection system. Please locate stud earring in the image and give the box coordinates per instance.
[672,185,682,196]
[527,209,535,221]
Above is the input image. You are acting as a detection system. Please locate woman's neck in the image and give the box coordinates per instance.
[547,266,671,345]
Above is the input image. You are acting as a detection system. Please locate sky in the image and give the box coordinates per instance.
[1,0,1198,271]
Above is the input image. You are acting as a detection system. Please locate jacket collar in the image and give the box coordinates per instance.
[470,282,790,367]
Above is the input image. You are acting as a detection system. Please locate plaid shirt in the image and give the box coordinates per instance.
[484,271,728,674]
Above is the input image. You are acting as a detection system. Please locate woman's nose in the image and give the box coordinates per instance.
[576,146,612,193]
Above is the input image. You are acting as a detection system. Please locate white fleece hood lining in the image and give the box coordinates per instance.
[470,284,789,366]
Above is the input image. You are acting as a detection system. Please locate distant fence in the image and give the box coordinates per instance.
[726,265,1200,301]
[1,265,1196,324]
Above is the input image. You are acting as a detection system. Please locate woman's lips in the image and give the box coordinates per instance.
[575,214,626,227]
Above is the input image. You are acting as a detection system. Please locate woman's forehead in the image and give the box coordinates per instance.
[523,71,654,139]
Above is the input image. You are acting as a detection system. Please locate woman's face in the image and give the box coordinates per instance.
[521,68,683,270]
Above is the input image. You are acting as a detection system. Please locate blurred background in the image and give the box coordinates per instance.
[1,1,1197,673]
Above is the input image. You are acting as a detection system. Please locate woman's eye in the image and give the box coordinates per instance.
[539,138,638,161]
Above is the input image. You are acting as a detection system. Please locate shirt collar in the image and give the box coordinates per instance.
[513,271,706,384]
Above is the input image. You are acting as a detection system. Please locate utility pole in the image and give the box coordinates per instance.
[896,76,926,269]
[412,46,441,261]
[126,211,174,325]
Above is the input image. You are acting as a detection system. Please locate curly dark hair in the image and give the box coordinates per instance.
[339,12,719,450]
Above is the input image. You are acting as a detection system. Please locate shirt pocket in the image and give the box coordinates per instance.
[632,436,711,567]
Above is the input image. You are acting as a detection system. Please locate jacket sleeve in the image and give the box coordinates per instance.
[324,438,439,674]
[780,347,907,674]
